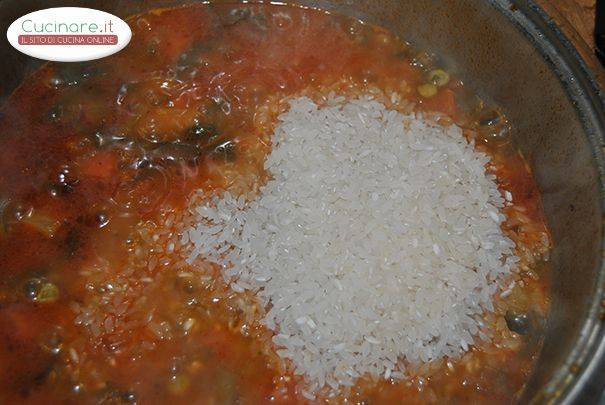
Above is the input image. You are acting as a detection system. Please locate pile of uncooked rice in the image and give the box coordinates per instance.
[183,96,518,393]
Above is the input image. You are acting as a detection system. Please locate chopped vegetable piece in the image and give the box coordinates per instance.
[24,279,60,303]
[21,212,61,238]
[37,283,60,303]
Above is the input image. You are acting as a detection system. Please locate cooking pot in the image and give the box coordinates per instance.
[1,0,604,403]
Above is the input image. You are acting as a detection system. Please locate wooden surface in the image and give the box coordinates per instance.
[549,0,596,49]
[535,0,605,81]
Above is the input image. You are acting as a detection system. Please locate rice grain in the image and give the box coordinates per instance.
[184,96,517,392]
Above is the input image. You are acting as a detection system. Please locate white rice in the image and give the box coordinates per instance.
[183,96,517,392]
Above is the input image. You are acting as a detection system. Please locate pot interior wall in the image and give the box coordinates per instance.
[0,0,602,401]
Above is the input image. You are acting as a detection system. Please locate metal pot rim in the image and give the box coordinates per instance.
[499,0,605,402]
[0,0,604,402]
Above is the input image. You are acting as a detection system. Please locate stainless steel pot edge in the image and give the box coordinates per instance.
[0,0,603,402]
[490,1,605,403]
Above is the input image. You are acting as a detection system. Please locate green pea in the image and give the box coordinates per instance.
[417,83,438,98]
[427,69,450,87]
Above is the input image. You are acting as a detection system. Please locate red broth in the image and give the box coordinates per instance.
[0,4,550,404]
